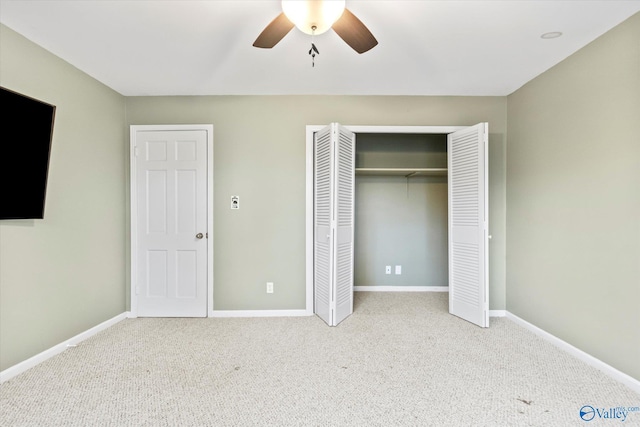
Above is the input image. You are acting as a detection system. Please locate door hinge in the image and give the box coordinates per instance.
[135,287,140,295]
[134,145,138,157]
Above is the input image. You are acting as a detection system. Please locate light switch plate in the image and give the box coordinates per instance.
[395,265,402,275]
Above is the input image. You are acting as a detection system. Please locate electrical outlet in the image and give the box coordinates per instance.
[385,266,391,275]
[266,282,274,294]
[395,265,402,275]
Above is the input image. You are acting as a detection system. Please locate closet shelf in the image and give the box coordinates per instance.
[355,167,447,177]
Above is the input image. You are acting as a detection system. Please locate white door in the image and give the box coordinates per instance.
[334,124,356,325]
[314,123,355,326]
[314,125,333,325]
[133,128,209,317]
[448,123,489,327]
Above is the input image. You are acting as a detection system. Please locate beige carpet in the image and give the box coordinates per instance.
[1,292,639,426]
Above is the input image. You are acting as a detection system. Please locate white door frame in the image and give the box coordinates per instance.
[130,124,214,318]
[305,125,465,314]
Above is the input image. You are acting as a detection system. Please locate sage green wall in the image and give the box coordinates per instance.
[126,96,507,310]
[355,175,448,287]
[0,25,127,371]
[506,13,640,380]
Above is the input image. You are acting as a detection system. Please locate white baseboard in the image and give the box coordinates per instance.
[0,312,130,384]
[489,310,506,317]
[506,311,640,394]
[354,286,449,292]
[211,309,312,318]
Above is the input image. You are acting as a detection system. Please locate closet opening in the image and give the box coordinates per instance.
[354,133,449,293]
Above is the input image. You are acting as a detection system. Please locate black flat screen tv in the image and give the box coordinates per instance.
[0,87,56,219]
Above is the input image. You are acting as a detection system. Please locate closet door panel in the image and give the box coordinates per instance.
[314,125,333,326]
[313,123,355,327]
[333,124,355,326]
[448,123,489,327]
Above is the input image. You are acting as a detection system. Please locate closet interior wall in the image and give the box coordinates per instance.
[354,133,449,289]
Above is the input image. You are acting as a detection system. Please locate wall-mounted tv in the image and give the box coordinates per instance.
[0,87,56,219]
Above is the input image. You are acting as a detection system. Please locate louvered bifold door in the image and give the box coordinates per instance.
[448,123,489,327]
[332,124,355,326]
[314,123,355,327]
[314,125,333,326]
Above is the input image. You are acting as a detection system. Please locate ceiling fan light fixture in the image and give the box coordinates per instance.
[282,0,346,35]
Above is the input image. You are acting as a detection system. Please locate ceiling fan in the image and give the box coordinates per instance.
[253,0,378,54]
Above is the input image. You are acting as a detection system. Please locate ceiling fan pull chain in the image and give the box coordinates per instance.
[308,26,319,67]
[309,42,319,67]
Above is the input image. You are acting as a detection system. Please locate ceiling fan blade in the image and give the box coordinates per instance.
[332,8,378,54]
[253,12,295,48]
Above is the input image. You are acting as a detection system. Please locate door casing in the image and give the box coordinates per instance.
[129,124,214,317]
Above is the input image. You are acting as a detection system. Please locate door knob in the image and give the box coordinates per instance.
[196,233,204,239]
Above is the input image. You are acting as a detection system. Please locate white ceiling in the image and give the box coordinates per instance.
[1,1,639,96]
